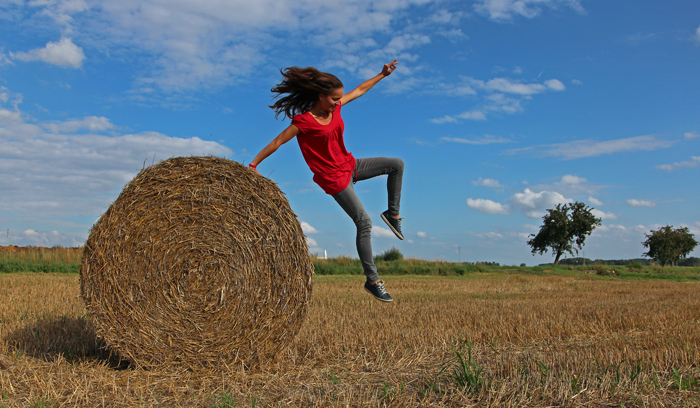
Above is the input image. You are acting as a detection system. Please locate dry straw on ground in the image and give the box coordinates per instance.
[79,156,313,370]
[2,273,699,407]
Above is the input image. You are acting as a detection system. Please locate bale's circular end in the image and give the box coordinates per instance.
[80,156,313,369]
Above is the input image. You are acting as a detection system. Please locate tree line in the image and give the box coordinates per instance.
[549,257,700,267]
[527,202,698,266]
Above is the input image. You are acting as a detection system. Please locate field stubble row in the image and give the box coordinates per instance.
[1,273,699,407]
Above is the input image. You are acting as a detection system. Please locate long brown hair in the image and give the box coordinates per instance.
[269,67,343,120]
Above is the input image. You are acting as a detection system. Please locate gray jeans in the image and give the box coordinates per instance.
[332,157,404,282]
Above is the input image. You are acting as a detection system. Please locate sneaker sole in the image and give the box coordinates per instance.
[364,287,394,302]
[381,213,404,240]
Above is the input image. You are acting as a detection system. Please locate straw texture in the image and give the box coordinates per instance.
[80,156,313,370]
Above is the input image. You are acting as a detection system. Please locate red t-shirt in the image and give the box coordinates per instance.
[292,103,356,195]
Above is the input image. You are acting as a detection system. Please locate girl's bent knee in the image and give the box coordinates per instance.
[353,211,371,227]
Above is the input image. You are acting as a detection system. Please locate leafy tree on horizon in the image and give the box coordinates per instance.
[527,202,602,265]
[642,225,698,266]
[375,246,404,262]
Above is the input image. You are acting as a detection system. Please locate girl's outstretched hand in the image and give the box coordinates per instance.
[382,59,398,77]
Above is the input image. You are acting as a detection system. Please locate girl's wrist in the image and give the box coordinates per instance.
[248,163,257,169]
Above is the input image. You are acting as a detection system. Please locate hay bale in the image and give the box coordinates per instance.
[80,156,313,370]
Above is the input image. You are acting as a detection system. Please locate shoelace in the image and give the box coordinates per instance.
[376,281,388,295]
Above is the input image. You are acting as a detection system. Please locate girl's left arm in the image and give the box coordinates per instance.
[341,59,397,105]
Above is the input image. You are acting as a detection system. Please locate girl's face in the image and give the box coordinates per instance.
[318,87,343,113]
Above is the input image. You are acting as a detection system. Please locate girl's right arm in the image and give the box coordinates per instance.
[249,124,300,171]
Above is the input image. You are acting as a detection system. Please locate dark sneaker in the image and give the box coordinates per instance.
[364,280,393,302]
[381,210,404,240]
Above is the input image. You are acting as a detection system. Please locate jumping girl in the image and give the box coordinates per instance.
[249,60,404,302]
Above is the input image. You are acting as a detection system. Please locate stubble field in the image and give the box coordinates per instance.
[1,271,699,407]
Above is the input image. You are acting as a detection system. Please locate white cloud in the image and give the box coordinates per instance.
[588,196,603,206]
[306,237,318,247]
[466,198,510,214]
[590,209,617,220]
[634,224,650,233]
[484,93,523,114]
[306,236,323,254]
[430,76,565,123]
[300,221,318,234]
[685,132,699,139]
[12,0,446,92]
[656,156,700,171]
[508,135,674,159]
[473,177,503,188]
[436,28,467,40]
[441,135,512,144]
[0,89,232,221]
[473,232,503,240]
[559,174,586,185]
[383,33,431,55]
[474,0,585,21]
[528,174,602,197]
[572,79,583,85]
[12,37,85,68]
[688,222,700,236]
[426,8,467,26]
[624,33,657,43]
[596,224,626,232]
[514,232,532,240]
[373,225,398,238]
[29,0,89,34]
[510,188,571,218]
[44,116,114,133]
[9,0,584,100]
[432,110,486,123]
[10,229,86,248]
[694,25,700,45]
[417,231,427,238]
[627,199,656,208]
[544,79,566,91]
[457,76,565,96]
[0,48,12,66]
[445,86,478,97]
[483,77,565,95]
[483,78,547,95]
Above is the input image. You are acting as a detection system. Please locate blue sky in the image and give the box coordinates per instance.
[1,0,699,265]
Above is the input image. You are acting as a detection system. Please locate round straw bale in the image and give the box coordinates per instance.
[80,156,313,370]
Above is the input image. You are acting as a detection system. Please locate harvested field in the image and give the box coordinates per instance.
[1,272,699,407]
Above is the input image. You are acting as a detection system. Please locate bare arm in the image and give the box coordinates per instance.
[340,59,398,106]
[250,124,300,171]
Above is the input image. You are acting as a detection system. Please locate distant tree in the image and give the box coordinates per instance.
[679,257,700,267]
[527,202,602,265]
[375,246,404,262]
[557,257,593,266]
[642,226,698,266]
